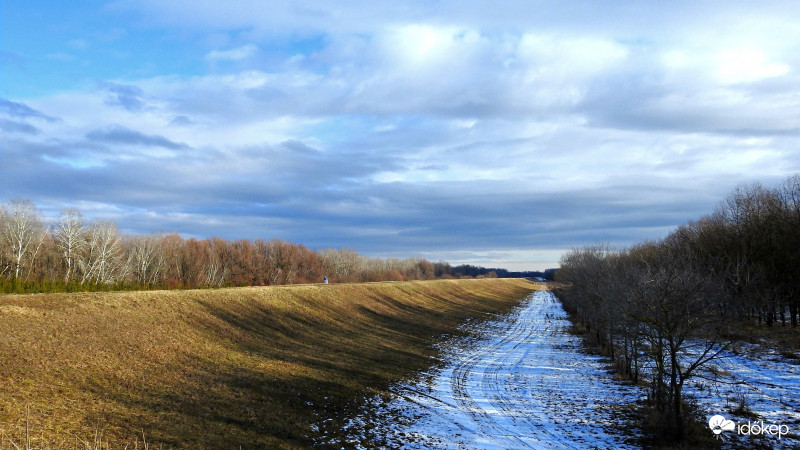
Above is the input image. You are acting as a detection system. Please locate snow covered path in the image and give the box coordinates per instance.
[340,289,800,449]
[346,290,642,448]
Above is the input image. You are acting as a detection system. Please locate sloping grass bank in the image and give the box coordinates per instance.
[0,278,539,448]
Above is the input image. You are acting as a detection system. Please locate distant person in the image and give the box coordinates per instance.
[323,277,328,284]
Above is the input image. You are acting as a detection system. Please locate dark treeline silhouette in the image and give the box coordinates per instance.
[448,264,557,280]
[553,173,799,442]
[0,201,545,293]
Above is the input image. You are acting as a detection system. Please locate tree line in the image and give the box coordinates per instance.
[0,201,528,293]
[448,264,556,280]
[553,173,799,441]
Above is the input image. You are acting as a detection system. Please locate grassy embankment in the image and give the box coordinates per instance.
[0,278,540,448]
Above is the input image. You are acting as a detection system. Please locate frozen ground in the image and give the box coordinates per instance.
[341,290,800,449]
[684,340,800,448]
[344,290,643,448]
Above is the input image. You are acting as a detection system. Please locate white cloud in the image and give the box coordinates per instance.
[5,0,800,269]
[515,34,628,78]
[716,47,790,84]
[381,25,485,67]
[205,44,259,61]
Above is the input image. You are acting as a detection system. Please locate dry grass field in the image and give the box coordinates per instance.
[0,278,539,448]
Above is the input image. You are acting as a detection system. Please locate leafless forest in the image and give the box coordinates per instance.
[0,203,498,293]
[555,174,800,441]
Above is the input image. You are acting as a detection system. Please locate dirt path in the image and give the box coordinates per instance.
[346,290,642,448]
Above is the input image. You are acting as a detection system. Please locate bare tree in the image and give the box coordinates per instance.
[159,233,187,286]
[625,242,729,438]
[557,241,732,440]
[320,248,363,282]
[0,200,45,279]
[0,208,10,277]
[80,221,124,285]
[126,234,166,286]
[53,208,87,283]
[203,237,229,287]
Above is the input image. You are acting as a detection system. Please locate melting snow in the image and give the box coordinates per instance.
[345,290,641,448]
[340,290,800,449]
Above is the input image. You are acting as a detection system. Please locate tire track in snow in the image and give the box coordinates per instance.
[456,290,628,448]
[459,292,567,448]
[346,290,642,448]
[449,292,547,448]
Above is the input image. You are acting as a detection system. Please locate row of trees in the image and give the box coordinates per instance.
[0,200,513,293]
[554,174,799,440]
[448,264,557,280]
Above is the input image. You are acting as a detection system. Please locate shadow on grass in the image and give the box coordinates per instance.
[75,281,536,448]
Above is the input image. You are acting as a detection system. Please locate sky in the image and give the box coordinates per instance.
[1,1,798,271]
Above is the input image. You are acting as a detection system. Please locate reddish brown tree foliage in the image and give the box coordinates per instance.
[0,205,458,292]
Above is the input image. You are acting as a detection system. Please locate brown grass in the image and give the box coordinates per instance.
[0,278,539,448]
[723,320,800,354]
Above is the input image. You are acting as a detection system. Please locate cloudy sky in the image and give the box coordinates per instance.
[1,1,798,270]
